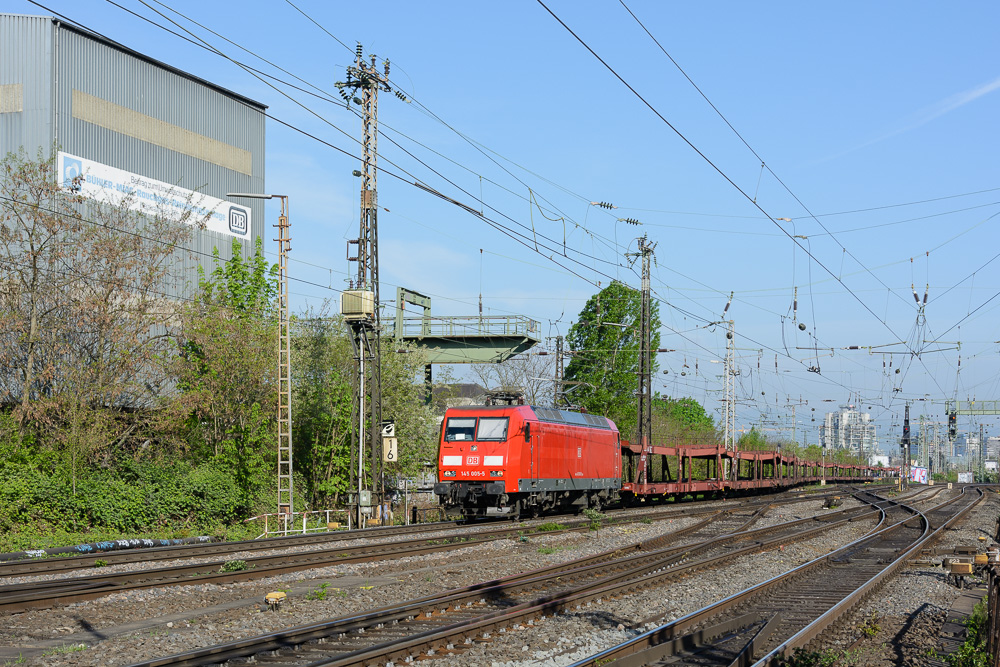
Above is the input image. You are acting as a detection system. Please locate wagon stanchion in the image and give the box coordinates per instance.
[987,564,1000,667]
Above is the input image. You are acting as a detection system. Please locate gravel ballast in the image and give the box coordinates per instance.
[3,487,986,667]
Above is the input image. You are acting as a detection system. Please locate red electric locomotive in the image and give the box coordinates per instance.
[434,405,621,518]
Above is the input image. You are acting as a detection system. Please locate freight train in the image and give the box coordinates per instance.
[433,403,879,519]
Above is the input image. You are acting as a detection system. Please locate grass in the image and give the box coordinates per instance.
[538,546,562,555]
[41,644,87,657]
[536,522,567,532]
[306,582,331,601]
[219,559,251,572]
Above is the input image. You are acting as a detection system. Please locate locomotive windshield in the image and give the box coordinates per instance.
[444,417,476,441]
[476,417,509,441]
[443,416,510,441]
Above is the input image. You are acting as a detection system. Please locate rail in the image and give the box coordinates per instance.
[752,487,983,665]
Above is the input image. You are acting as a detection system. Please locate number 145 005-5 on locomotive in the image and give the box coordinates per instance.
[433,405,621,518]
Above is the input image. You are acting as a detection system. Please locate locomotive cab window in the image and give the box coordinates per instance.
[476,417,509,441]
[444,417,477,441]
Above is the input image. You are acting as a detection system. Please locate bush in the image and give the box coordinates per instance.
[0,453,267,542]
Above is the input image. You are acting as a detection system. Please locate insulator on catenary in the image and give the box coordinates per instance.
[912,284,920,304]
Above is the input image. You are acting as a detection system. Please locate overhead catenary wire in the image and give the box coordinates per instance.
[21,3,992,434]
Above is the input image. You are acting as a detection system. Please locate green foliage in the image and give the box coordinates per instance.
[536,522,567,532]
[219,559,250,572]
[306,582,331,600]
[652,396,716,445]
[537,546,560,554]
[946,642,990,667]
[583,508,605,531]
[292,304,439,507]
[213,402,275,509]
[945,599,991,667]
[93,559,108,568]
[0,451,255,540]
[197,237,277,316]
[859,612,880,636]
[655,397,714,431]
[164,237,279,515]
[564,281,659,436]
[42,644,87,657]
[778,648,838,666]
[738,427,770,451]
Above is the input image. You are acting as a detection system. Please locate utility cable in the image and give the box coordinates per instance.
[537,0,911,352]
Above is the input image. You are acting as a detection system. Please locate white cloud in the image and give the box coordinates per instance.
[817,75,1000,163]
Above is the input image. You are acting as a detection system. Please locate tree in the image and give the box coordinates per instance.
[291,308,355,506]
[0,149,79,416]
[652,396,717,445]
[470,351,554,406]
[0,149,201,488]
[164,238,277,508]
[563,281,660,435]
[292,305,442,507]
[737,427,770,451]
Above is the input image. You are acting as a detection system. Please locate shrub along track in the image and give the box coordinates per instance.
[565,486,983,667]
[117,492,887,666]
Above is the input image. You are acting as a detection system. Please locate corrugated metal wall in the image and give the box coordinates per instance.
[0,14,52,158]
[1,14,267,298]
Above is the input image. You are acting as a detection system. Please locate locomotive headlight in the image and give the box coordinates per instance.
[443,470,457,477]
[490,470,503,477]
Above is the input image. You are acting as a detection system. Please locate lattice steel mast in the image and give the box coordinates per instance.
[630,236,656,452]
[337,45,405,513]
[722,320,736,453]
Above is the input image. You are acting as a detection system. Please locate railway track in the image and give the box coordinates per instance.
[566,486,983,666]
[120,490,885,666]
[0,488,865,614]
[0,488,859,580]
[0,498,805,614]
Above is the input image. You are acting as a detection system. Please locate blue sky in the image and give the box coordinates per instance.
[10,0,1000,451]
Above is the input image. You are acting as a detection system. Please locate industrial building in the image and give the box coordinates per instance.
[0,12,267,285]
